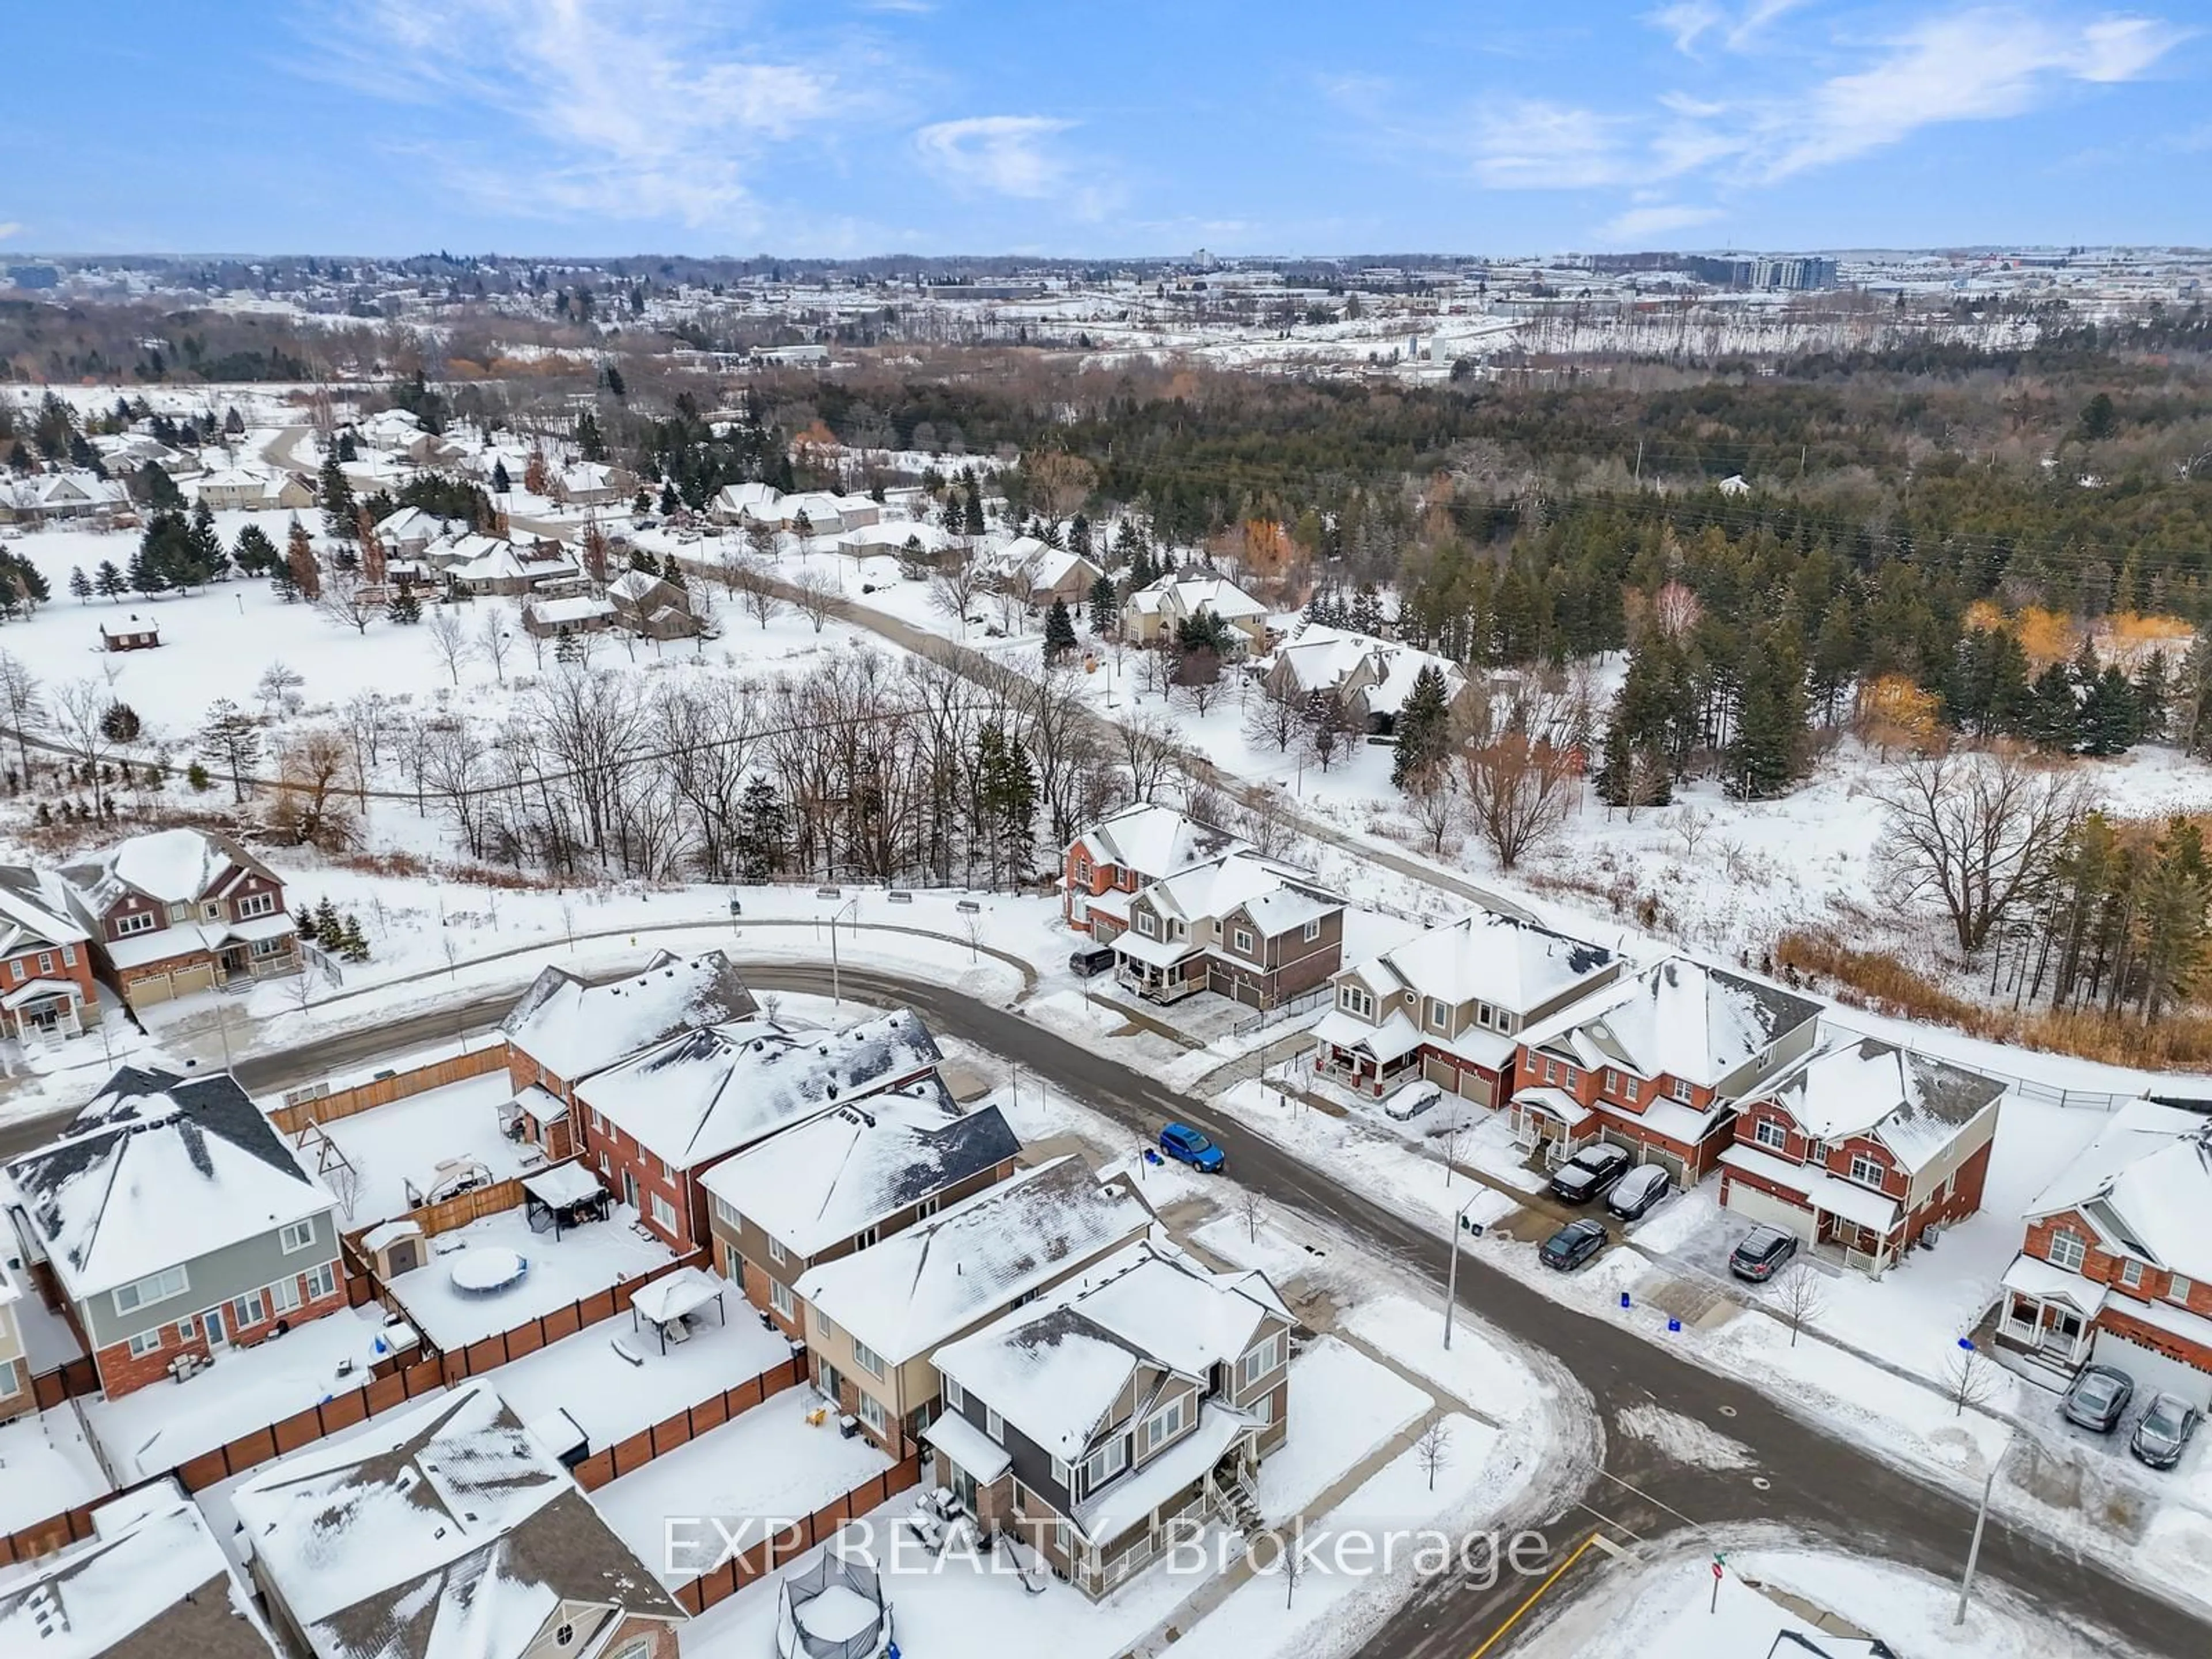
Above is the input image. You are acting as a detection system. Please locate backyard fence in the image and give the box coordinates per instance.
[421,1250,714,1388]
[571,1350,809,1491]
[28,1355,100,1411]
[1230,983,1334,1037]
[672,1455,925,1615]
[270,1040,511,1136]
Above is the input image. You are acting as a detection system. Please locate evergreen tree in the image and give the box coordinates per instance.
[286,518,321,601]
[492,458,513,495]
[339,913,371,964]
[296,903,320,946]
[139,460,183,509]
[68,566,92,604]
[99,702,141,744]
[386,582,423,624]
[94,559,128,601]
[1088,573,1116,635]
[733,775,788,881]
[2080,665,2138,757]
[335,429,359,464]
[555,628,582,664]
[2024,662,2081,752]
[1042,598,1078,660]
[234,522,279,577]
[313,896,342,942]
[962,484,986,538]
[1725,626,1809,800]
[126,541,172,599]
[1391,665,1453,790]
[2131,819,2212,1021]
[659,480,680,517]
[187,498,224,582]
[2134,650,2172,743]
[319,452,357,538]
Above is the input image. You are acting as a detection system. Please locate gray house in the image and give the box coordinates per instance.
[2,1065,344,1400]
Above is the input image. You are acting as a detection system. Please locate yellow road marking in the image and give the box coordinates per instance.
[1466,1533,1600,1659]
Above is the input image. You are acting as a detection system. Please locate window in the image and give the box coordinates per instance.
[1474,1003,1493,1029]
[1170,919,1187,941]
[177,1320,196,1341]
[769,1278,795,1319]
[0,1359,19,1400]
[944,1377,965,1411]
[251,937,288,959]
[986,1408,1004,1444]
[1849,1153,1885,1188]
[768,1236,787,1265]
[5,962,18,984]
[1672,1078,1694,1103]
[650,1193,678,1232]
[166,902,190,924]
[1562,1066,1579,1090]
[231,1291,266,1329]
[919,1195,942,1219]
[1137,911,1157,938]
[858,1393,888,1434]
[1233,928,1255,955]
[813,1307,835,1338]
[1543,1058,1561,1085]
[713,1195,741,1230]
[304,1262,338,1302]
[1249,1392,1272,1426]
[2172,1275,2197,1305]
[555,1625,575,1648]
[588,1108,604,1135]
[1240,1331,1284,1387]
[2120,1259,2144,1289]
[62,944,75,967]
[201,901,222,922]
[115,911,155,937]
[853,1339,887,1380]
[1338,984,1374,1020]
[1753,1119,1790,1152]
[237,892,277,920]
[2048,1229,2088,1272]
[1075,855,1091,881]
[1142,1396,1185,1452]
[268,1277,301,1314]
[853,1224,879,1250]
[1604,1069,1623,1097]
[1428,998,1449,1032]
[1051,1455,1071,1488]
[1303,918,1321,942]
[113,1264,190,1316]
[36,951,52,975]
[128,1330,162,1359]
[279,1219,316,1255]
[1082,1438,1127,1493]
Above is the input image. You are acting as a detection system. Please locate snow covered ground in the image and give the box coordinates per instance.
[0,1404,111,1534]
[377,1205,676,1351]
[1247,1338,1431,1522]
[313,1072,537,1225]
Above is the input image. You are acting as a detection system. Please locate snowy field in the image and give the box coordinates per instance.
[313,1073,537,1225]
[377,1205,676,1351]
[0,1404,111,1534]
[1248,1337,1431,1522]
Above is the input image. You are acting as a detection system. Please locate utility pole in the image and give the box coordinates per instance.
[1442,1192,1484,1351]
[828,897,859,1007]
[1954,1456,1998,1626]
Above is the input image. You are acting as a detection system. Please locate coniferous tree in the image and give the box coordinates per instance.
[1725,626,1809,800]
[2024,662,2081,752]
[286,518,321,601]
[339,913,371,963]
[1391,664,1453,790]
[69,566,92,604]
[2079,666,2138,757]
[2134,650,2172,743]
[734,775,789,881]
[1042,598,1078,660]
[386,582,422,624]
[233,522,279,577]
[313,896,342,943]
[139,460,183,509]
[94,559,128,602]
[492,458,513,495]
[1088,573,1116,635]
[320,452,357,537]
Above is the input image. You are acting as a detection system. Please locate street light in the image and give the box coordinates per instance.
[1442,1192,1487,1351]
[827,897,860,1008]
[1955,1339,1998,1627]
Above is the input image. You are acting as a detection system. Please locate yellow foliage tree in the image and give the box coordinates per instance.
[1855,673,1942,759]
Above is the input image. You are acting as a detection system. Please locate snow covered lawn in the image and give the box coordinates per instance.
[0,1404,112,1534]
[315,1073,537,1225]
[379,1205,677,1351]
[1249,1338,1432,1523]
[1339,1294,1539,1426]
[592,1389,895,1586]
[81,1305,404,1484]
[488,1284,796,1450]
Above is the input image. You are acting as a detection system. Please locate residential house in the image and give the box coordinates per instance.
[445,538,580,596]
[553,461,630,507]
[1122,571,1270,654]
[1508,958,1823,1181]
[1063,802,1248,934]
[1112,850,1345,1009]
[701,1089,1020,1335]
[0,1253,28,1422]
[607,569,702,641]
[2,1064,346,1399]
[2,472,130,524]
[194,465,285,512]
[927,1238,1293,1597]
[984,536,1104,611]
[574,1006,944,1253]
[234,1381,685,1659]
[1315,910,1620,1107]
[1995,1098,2212,1407]
[0,863,100,1041]
[499,949,759,1160]
[835,520,952,561]
[373,505,453,556]
[708,480,783,526]
[61,827,298,1007]
[793,1156,1156,1453]
[420,530,510,574]
[98,615,160,652]
[0,1488,285,1659]
[1721,1037,2005,1277]
[1266,623,1472,734]
[520,593,617,640]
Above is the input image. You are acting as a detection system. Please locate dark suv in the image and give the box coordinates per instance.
[1550,1145,1632,1205]
[1729,1225,1800,1282]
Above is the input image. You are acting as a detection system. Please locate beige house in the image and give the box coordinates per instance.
[1122,571,1270,653]
[1266,623,1472,734]
[0,1255,29,1422]
[793,1157,1154,1453]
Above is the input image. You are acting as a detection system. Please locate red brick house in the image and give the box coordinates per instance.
[1997,1099,2212,1407]
[61,828,298,1009]
[1507,957,1823,1182]
[1063,803,1247,935]
[0,863,101,1042]
[1719,1037,2005,1278]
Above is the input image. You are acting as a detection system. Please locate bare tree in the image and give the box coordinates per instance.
[424,605,474,686]
[1405,766,1459,856]
[1415,1414,1454,1492]
[929,552,983,635]
[51,679,122,812]
[731,563,785,630]
[744,521,779,564]
[791,567,840,634]
[1242,677,1306,755]
[475,606,516,683]
[267,730,358,849]
[313,565,381,635]
[1873,748,2088,955]
[256,660,305,718]
[1116,707,1183,803]
[1457,734,1577,869]
[0,650,44,784]
[1946,1342,2001,1416]
[1771,1263,1827,1349]
[1672,805,1714,858]
[1236,1187,1264,1242]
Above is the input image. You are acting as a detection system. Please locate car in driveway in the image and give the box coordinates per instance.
[1549,1145,1631,1205]
[1606,1164,1673,1222]
[2130,1392,2201,1469]
[1158,1122,1225,1173]
[1069,942,1117,978]
[1540,1218,1609,1272]
[1728,1225,1800,1283]
[2062,1363,2135,1434]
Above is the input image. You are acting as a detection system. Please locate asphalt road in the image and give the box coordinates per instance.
[3,959,2196,1655]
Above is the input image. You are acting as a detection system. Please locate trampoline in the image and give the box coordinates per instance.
[448,1247,530,1296]
[776,1545,893,1659]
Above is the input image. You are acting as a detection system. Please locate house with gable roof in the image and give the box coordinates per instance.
[60,827,297,1009]
[1264,622,1472,734]
[3,1064,346,1398]
[1721,1036,2005,1277]
[1062,802,1248,934]
[1121,570,1270,654]
[0,862,100,1041]
[1508,957,1823,1181]
[1112,850,1344,1009]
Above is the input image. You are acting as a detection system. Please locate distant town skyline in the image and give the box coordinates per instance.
[9,2,2206,257]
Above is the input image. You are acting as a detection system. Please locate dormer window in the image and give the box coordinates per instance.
[1672,1078,1694,1104]
[1137,911,1157,938]
[168,902,190,924]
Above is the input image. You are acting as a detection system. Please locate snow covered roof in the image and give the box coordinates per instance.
[232,1382,680,1659]
[1071,803,1247,881]
[520,1161,603,1209]
[0,1488,280,1659]
[2025,1098,2212,1280]
[1271,623,1465,717]
[62,826,271,913]
[1142,571,1268,623]
[520,594,615,627]
[449,542,579,584]
[374,506,452,541]
[500,949,757,1085]
[0,863,92,955]
[713,480,783,516]
[1521,957,1821,1091]
[1143,851,1340,929]
[628,1264,725,1326]
[836,520,949,552]
[1357,909,1616,1016]
[701,1093,1018,1257]
[4,1064,333,1301]
[933,1239,1289,1461]
[575,1007,942,1172]
[796,1156,1155,1363]
[1754,1036,2005,1173]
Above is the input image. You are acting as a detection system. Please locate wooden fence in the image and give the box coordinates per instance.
[28,1355,100,1411]
[270,1041,510,1136]
[673,1455,925,1615]
[424,1249,713,1385]
[571,1350,808,1491]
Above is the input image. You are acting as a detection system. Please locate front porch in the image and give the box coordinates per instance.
[1508,1086,1600,1169]
[1994,1253,2102,1383]
[1113,933,1207,1005]
[1,979,88,1042]
[1311,1008,1423,1098]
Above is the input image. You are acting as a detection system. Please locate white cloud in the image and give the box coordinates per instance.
[1649,0,1805,55]
[1469,101,1645,188]
[912,115,1077,199]
[1597,202,1726,241]
[0,223,21,243]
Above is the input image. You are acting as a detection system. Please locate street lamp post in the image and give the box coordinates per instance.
[1442,1192,1486,1351]
[828,897,860,1007]
[1955,1351,1999,1627]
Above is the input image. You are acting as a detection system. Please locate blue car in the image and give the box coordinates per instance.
[1159,1123,1225,1173]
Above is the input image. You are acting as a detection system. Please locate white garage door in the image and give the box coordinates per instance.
[2092,1330,2212,1412]
[1721,1177,1817,1245]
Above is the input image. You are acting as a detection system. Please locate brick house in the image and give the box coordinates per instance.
[607,569,702,641]
[0,863,101,1042]
[573,1006,944,1255]
[1719,1037,2005,1278]
[794,1157,1155,1455]
[927,1238,1294,1597]
[234,1381,685,1659]
[60,828,298,1009]
[1995,1099,2212,1407]
[2,1065,346,1400]
[0,1253,29,1423]
[1507,958,1823,1182]
[1063,803,1247,934]
[498,949,758,1160]
[98,615,161,652]
[1315,908,1619,1108]
[1112,851,1345,1009]
[700,1086,1019,1338]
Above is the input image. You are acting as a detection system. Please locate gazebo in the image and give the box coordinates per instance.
[629,1265,728,1353]
[522,1161,611,1239]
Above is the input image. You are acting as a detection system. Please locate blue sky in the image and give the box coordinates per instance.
[7,1,2207,257]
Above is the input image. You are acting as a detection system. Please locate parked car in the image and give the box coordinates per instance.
[2130,1392,2201,1469]
[1549,1145,1631,1205]
[1539,1218,1609,1272]
[1607,1164,1673,1221]
[2062,1363,2135,1434]
[1069,942,1118,978]
[1728,1225,1800,1283]
[1159,1122,1225,1173]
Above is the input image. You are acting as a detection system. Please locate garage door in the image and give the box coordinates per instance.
[2092,1329,2212,1412]
[1721,1175,1817,1244]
